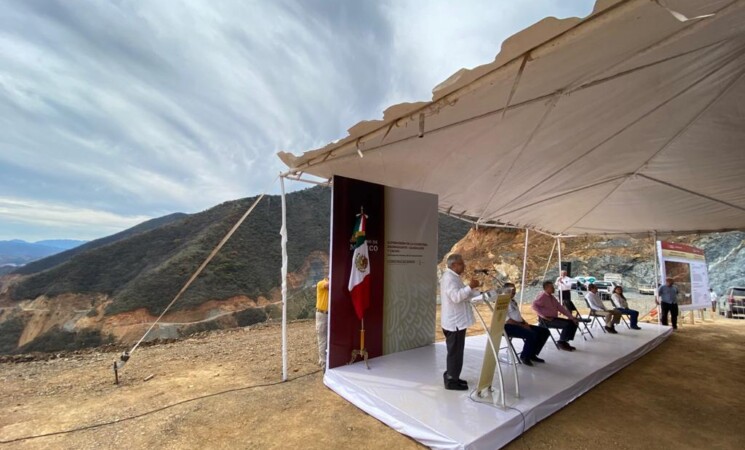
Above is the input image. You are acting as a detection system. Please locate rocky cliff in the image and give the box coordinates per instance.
[447,228,745,296]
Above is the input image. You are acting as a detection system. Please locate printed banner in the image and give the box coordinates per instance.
[657,241,710,311]
[383,187,438,354]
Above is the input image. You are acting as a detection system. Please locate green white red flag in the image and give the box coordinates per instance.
[348,212,370,320]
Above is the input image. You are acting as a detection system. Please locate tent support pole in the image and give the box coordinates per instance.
[542,240,556,282]
[557,237,563,282]
[652,231,660,326]
[519,229,529,306]
[280,175,289,381]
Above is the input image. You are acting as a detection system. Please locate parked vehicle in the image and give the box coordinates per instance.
[718,287,745,319]
[638,283,656,295]
[604,273,624,285]
[592,281,616,300]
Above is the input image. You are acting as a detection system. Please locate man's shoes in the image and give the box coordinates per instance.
[631,325,642,330]
[520,357,534,366]
[443,372,468,390]
[605,326,618,334]
[557,341,575,351]
[444,380,468,391]
[531,356,545,363]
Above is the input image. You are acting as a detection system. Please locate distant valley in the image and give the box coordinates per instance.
[0,239,87,271]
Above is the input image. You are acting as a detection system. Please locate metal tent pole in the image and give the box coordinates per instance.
[652,231,660,326]
[542,239,556,282]
[557,237,563,281]
[280,176,289,381]
[519,229,529,306]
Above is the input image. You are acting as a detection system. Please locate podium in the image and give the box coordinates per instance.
[470,290,520,408]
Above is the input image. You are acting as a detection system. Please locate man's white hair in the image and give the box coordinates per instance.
[446,253,463,269]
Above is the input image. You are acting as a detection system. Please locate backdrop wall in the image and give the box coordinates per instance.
[328,176,437,369]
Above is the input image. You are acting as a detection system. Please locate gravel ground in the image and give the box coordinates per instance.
[1,314,743,449]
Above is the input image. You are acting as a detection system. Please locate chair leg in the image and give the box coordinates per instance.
[541,324,560,349]
[580,320,594,339]
[506,336,522,364]
[592,316,607,333]
[620,315,630,329]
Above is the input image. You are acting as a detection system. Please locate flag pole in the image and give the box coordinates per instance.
[347,205,369,369]
[360,318,365,350]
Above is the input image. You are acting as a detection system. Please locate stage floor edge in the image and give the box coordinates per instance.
[324,323,672,450]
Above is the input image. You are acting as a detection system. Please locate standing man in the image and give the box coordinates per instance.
[657,277,679,329]
[556,270,573,305]
[503,282,550,366]
[586,283,622,333]
[315,277,329,370]
[709,288,718,314]
[532,281,579,351]
[440,253,480,391]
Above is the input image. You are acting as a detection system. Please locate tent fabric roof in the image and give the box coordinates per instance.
[278,0,745,236]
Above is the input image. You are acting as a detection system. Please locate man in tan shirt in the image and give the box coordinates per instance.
[316,277,329,369]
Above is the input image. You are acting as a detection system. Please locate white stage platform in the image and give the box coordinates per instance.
[325,323,672,449]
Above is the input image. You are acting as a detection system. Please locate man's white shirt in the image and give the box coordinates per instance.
[556,276,572,291]
[585,291,607,311]
[440,268,478,331]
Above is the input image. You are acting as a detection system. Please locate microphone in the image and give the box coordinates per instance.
[474,269,490,275]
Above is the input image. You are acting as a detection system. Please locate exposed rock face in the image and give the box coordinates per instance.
[445,229,744,296]
[696,232,745,294]
[0,252,328,354]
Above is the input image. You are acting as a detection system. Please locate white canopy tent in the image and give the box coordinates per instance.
[279,0,745,237]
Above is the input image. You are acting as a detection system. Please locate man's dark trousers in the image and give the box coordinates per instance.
[443,328,467,380]
[660,302,679,328]
[540,317,577,342]
[560,290,571,303]
[504,324,550,359]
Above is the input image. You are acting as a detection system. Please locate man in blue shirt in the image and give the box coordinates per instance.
[656,277,679,329]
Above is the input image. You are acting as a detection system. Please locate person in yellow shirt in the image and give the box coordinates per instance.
[316,277,329,369]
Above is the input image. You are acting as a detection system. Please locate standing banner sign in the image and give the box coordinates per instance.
[656,241,710,311]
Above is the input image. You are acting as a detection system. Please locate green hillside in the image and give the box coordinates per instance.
[11,186,470,316]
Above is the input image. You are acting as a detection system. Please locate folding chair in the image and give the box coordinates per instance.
[582,297,608,333]
[499,331,523,365]
[537,317,561,349]
[562,298,594,340]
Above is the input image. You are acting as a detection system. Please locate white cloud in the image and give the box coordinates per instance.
[0,0,595,240]
[0,197,152,240]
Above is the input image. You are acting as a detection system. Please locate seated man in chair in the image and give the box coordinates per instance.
[531,281,579,351]
[586,284,622,334]
[503,282,550,366]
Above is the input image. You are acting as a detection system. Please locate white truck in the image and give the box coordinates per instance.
[603,273,624,286]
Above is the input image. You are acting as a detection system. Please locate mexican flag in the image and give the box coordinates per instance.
[348,212,370,320]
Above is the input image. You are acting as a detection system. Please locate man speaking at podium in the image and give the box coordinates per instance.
[440,254,480,391]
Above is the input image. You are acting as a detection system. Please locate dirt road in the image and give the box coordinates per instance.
[1,316,744,449]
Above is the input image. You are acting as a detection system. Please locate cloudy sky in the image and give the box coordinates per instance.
[0,0,594,241]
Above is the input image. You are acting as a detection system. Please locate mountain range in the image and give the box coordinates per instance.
[0,239,88,268]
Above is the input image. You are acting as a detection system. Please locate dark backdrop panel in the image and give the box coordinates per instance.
[328,176,385,369]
